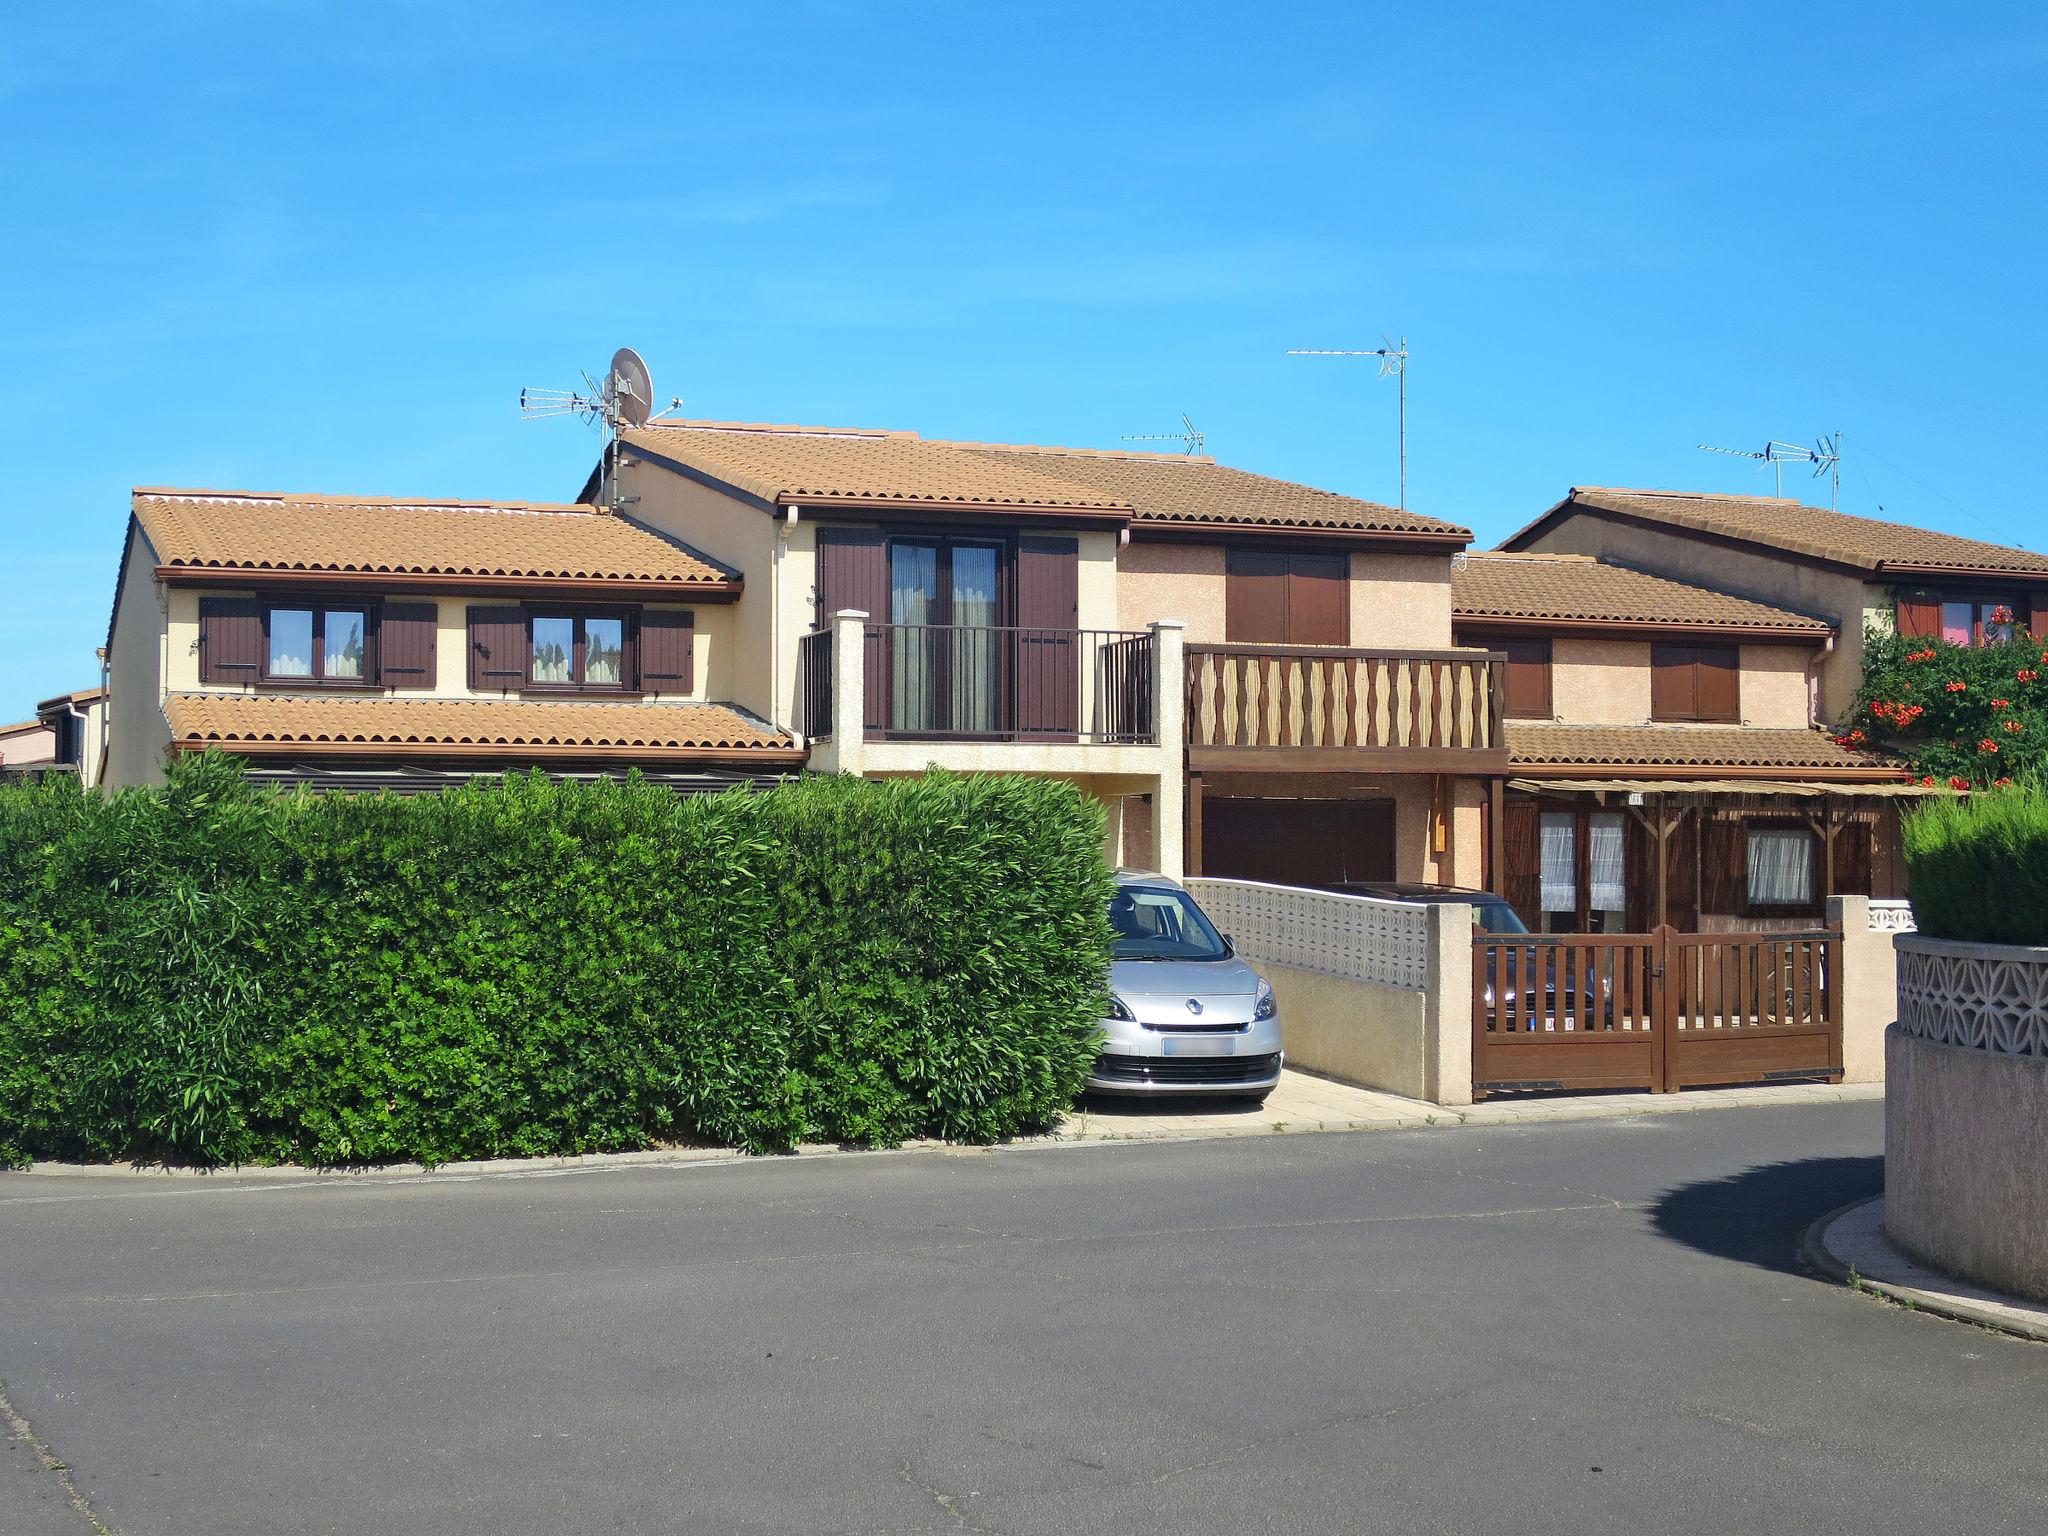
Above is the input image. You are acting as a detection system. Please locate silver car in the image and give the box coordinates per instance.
[1086,870,1283,1102]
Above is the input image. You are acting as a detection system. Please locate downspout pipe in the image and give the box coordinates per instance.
[1808,633,1837,730]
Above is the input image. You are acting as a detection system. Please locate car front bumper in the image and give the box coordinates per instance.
[1085,1013,1285,1097]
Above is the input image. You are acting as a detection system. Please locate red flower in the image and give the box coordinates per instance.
[1921,775,1937,787]
[1996,777,2015,789]
[1906,649,1938,663]
[1991,606,2014,625]
[1946,680,1969,693]
[1949,776,1971,791]
[1848,728,1866,743]
[2020,669,2040,683]
[1979,738,2001,754]
[1992,697,2012,709]
[2006,719,2025,734]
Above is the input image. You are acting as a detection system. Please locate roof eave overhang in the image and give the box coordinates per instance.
[1877,561,2048,585]
[153,567,744,602]
[1500,497,1876,577]
[170,739,809,764]
[1453,612,1830,642]
[1506,760,1908,782]
[780,492,1132,528]
[1130,521,1470,550]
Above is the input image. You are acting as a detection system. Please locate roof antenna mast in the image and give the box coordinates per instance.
[1287,335,1408,511]
[1697,434,1841,508]
[1121,413,1206,456]
[520,347,658,513]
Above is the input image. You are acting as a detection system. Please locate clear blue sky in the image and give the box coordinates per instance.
[4,2,2044,721]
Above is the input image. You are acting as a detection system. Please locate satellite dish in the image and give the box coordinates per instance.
[606,347,655,428]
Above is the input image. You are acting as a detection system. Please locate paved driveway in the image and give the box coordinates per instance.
[2,1101,2043,1535]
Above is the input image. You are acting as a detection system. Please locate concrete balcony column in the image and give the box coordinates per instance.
[829,608,868,778]
[1150,619,1186,879]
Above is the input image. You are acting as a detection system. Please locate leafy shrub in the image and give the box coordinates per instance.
[1901,774,2048,945]
[1843,623,2048,788]
[0,755,1113,1167]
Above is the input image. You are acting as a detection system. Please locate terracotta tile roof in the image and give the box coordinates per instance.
[624,421,1469,539]
[133,490,736,589]
[1536,488,2048,577]
[1507,724,1899,773]
[1453,553,1830,634]
[165,694,800,757]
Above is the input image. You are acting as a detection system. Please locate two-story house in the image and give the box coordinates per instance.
[100,489,807,791]
[602,419,1510,885]
[1452,551,1910,933]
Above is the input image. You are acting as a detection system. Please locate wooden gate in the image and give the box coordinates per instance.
[1471,926,1842,1097]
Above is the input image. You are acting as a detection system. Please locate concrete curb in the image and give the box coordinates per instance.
[1803,1195,2048,1345]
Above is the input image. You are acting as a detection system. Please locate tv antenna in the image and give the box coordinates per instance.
[520,347,657,512]
[1287,336,1409,511]
[1697,433,1841,507]
[1121,413,1206,456]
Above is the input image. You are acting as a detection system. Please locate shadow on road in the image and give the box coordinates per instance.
[1652,1155,1881,1275]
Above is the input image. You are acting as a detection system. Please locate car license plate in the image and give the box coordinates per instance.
[1160,1036,1235,1057]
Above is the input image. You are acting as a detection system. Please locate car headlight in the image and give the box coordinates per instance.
[1106,995,1135,1022]
[1483,981,1496,1007]
[1253,980,1277,1021]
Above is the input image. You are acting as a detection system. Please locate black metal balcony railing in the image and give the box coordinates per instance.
[796,624,1156,745]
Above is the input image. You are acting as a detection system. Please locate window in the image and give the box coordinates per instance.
[1941,599,2019,647]
[265,605,370,684]
[1651,642,1739,722]
[1746,827,1816,910]
[1225,550,1349,646]
[1537,808,1628,933]
[1467,634,1551,718]
[527,612,630,689]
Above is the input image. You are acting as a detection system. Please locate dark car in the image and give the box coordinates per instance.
[1330,882,1608,1027]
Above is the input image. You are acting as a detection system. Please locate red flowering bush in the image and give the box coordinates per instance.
[1846,624,2048,786]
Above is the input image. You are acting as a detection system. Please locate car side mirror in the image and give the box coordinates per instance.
[1222,933,1236,956]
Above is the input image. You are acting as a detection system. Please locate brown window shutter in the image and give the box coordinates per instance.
[1016,536,1080,736]
[379,602,437,687]
[2026,597,2048,642]
[1699,818,1744,915]
[1650,643,1693,721]
[1694,644,1739,722]
[198,596,264,683]
[1470,635,1551,718]
[467,605,527,691]
[1225,550,1291,643]
[1501,796,1540,923]
[1284,553,1349,645]
[1833,820,1874,896]
[639,609,694,694]
[815,528,889,731]
[1896,593,1940,638]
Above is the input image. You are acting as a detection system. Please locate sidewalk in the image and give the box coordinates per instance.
[1805,1196,2048,1344]
[1049,1069,1882,1143]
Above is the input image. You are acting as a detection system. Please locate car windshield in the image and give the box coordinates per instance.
[1474,902,1530,935]
[1109,886,1230,961]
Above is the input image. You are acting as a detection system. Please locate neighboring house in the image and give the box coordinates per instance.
[100,490,806,791]
[1,687,108,782]
[603,419,1505,883]
[1452,553,1910,933]
[1501,487,2048,724]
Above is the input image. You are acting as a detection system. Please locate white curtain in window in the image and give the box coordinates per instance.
[1539,813,1576,912]
[1588,813,1626,912]
[1747,829,1814,906]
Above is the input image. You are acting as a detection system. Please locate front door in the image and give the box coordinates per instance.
[888,539,1001,734]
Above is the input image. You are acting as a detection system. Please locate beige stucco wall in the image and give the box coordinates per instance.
[106,528,171,788]
[0,724,55,765]
[1538,634,1815,728]
[1739,643,1813,728]
[1117,542,1226,638]
[1886,1027,2048,1303]
[1352,552,1453,649]
[1270,963,1429,1099]
[1518,512,1881,724]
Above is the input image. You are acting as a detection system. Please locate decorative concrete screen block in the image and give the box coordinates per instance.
[1895,935,2048,1059]
[1868,900,1918,934]
[1186,877,1430,991]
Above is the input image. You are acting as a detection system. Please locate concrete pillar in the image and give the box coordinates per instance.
[1150,620,1186,879]
[829,609,868,778]
[1422,902,1474,1106]
[1829,894,1895,1084]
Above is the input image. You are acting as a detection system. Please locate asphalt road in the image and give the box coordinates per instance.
[1,1101,2043,1535]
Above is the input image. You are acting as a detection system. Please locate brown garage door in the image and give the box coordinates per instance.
[1202,798,1396,889]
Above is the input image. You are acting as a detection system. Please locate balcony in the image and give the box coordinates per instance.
[797,619,1164,773]
[1184,643,1509,773]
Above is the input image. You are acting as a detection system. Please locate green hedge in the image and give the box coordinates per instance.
[0,755,1114,1167]
[1901,775,2048,945]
